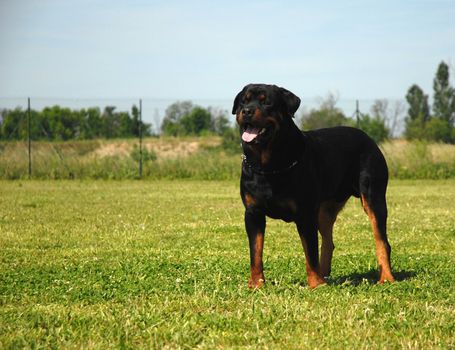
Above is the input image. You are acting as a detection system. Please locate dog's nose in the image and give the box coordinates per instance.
[243,107,253,118]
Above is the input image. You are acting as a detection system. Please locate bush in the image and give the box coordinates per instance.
[130,144,157,163]
[221,127,241,153]
[161,102,231,136]
[0,105,151,141]
[404,116,427,140]
[424,118,452,143]
[385,140,455,179]
[300,94,354,130]
[180,107,212,135]
[405,116,453,143]
[358,114,389,143]
[301,108,354,130]
[404,61,455,143]
[1,138,454,180]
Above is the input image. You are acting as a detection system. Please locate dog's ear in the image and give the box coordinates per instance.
[279,87,301,117]
[232,85,248,115]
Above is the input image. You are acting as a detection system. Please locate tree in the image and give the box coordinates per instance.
[370,99,404,138]
[0,104,150,141]
[433,61,455,125]
[118,111,133,138]
[301,93,354,130]
[406,84,430,123]
[131,105,140,137]
[40,105,79,140]
[431,61,455,142]
[160,101,228,136]
[81,107,103,139]
[161,101,193,136]
[404,62,455,143]
[358,114,389,143]
[0,108,27,139]
[424,117,452,142]
[208,107,230,135]
[180,107,212,135]
[404,84,430,140]
[129,105,151,137]
[101,106,118,138]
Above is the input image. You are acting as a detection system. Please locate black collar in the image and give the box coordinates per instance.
[242,154,299,175]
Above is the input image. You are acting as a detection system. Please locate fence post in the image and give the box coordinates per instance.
[139,98,143,178]
[28,97,32,179]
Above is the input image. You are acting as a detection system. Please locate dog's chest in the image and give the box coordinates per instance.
[243,175,300,222]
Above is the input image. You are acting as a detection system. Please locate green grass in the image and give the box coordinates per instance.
[1,180,454,349]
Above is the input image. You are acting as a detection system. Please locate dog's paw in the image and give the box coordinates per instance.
[378,268,395,284]
[308,274,326,289]
[377,275,395,284]
[248,277,265,289]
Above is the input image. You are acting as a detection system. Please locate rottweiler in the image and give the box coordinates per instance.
[232,83,395,289]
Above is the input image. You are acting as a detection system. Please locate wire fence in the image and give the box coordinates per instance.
[0,96,406,179]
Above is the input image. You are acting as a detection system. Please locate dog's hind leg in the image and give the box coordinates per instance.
[297,216,326,288]
[360,188,395,283]
[318,201,346,278]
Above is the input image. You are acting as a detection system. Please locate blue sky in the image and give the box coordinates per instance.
[1,0,454,103]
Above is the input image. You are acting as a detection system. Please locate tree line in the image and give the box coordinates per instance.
[0,102,230,141]
[300,93,396,143]
[0,105,152,140]
[162,61,455,145]
[404,61,455,142]
[300,60,455,143]
[1,61,453,143]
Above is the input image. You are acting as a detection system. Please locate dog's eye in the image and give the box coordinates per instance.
[259,95,271,105]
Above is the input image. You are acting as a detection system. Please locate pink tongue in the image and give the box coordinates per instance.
[242,126,260,142]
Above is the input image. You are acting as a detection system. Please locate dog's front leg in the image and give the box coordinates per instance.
[245,210,266,289]
[296,218,326,289]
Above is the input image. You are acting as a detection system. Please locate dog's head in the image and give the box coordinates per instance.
[232,84,300,145]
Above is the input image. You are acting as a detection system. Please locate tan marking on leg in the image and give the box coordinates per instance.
[361,194,395,283]
[318,209,335,278]
[248,232,265,289]
[318,201,346,277]
[299,235,326,288]
[244,193,256,208]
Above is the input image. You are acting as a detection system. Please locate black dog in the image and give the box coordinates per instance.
[232,83,395,289]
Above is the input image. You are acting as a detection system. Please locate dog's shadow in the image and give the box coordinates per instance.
[328,269,415,286]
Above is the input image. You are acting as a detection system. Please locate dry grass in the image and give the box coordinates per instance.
[0,137,454,180]
[92,136,221,159]
[381,139,455,165]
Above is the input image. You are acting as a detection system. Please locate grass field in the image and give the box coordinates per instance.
[1,180,454,349]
